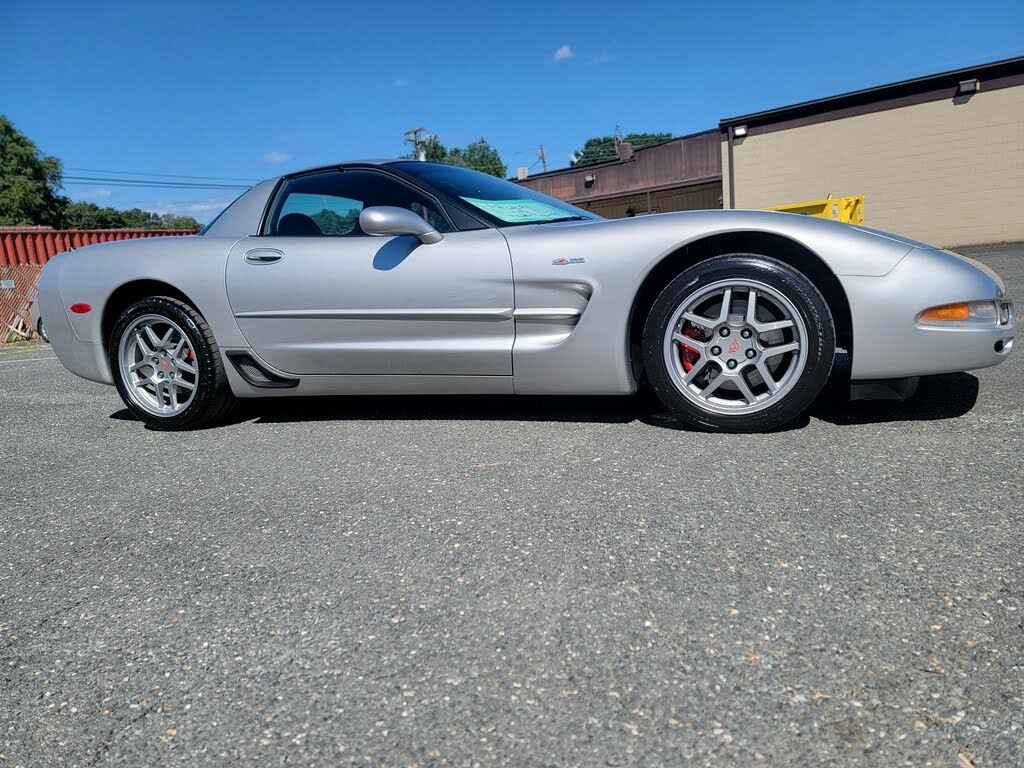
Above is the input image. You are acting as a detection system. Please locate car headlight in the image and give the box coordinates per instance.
[918,300,1001,325]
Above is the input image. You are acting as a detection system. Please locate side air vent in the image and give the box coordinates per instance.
[225,351,299,389]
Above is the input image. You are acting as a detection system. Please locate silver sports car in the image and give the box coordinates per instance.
[38,161,1015,432]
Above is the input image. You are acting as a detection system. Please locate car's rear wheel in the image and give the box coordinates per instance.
[109,296,237,430]
[642,254,834,432]
[37,318,48,343]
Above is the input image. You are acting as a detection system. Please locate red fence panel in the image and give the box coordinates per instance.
[0,228,196,267]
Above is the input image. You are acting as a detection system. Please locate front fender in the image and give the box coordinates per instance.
[503,211,917,394]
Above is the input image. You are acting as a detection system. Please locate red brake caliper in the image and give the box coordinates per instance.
[679,327,702,372]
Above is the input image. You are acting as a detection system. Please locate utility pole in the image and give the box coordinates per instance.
[538,145,548,173]
[404,127,427,160]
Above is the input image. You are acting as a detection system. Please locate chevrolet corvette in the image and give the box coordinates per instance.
[38,161,1015,431]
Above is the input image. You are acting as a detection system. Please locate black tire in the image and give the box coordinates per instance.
[108,296,237,430]
[642,254,835,433]
[37,319,49,343]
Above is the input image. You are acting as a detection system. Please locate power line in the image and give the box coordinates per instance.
[65,167,261,183]
[63,176,250,190]
[64,176,249,189]
[62,182,245,191]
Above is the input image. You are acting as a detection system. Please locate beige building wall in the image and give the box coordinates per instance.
[723,85,1024,246]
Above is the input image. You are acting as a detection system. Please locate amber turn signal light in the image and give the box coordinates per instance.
[918,302,970,322]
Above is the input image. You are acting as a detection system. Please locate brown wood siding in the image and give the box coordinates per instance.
[586,182,723,219]
[518,130,722,205]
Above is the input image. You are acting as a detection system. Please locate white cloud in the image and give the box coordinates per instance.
[141,196,238,224]
[393,78,409,87]
[263,151,291,164]
[74,188,112,201]
[553,44,573,61]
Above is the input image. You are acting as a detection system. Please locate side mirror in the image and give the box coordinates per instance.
[359,206,443,245]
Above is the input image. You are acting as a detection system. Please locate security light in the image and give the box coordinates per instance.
[733,125,748,138]
[958,78,980,94]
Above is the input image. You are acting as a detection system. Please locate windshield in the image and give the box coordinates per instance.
[392,162,600,226]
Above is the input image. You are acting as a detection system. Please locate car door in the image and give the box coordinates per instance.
[225,168,514,376]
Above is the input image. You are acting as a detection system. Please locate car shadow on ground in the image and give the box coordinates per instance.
[109,372,980,431]
[810,371,979,426]
[249,393,645,426]
[245,371,980,430]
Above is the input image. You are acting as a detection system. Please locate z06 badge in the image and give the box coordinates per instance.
[552,257,586,265]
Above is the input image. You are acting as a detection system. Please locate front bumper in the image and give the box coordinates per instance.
[842,247,1015,380]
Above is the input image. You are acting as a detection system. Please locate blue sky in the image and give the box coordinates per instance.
[3,0,1022,223]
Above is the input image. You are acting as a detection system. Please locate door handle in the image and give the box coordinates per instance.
[244,248,283,265]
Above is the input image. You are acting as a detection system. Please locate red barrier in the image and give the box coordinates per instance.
[0,228,196,266]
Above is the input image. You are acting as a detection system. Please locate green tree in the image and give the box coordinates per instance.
[158,213,203,230]
[63,201,201,231]
[403,135,449,163]
[119,208,162,228]
[62,201,120,229]
[404,135,507,177]
[0,114,68,226]
[420,136,449,163]
[448,139,506,177]
[570,132,673,167]
[310,207,359,235]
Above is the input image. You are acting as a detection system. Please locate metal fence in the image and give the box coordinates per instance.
[0,228,195,266]
[0,229,196,340]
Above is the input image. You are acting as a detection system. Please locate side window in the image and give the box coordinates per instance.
[266,170,453,236]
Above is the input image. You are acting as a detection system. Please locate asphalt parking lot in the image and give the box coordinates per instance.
[1,243,1021,767]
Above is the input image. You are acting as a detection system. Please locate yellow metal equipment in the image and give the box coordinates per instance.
[765,195,864,225]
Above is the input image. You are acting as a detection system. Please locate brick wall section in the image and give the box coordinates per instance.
[0,229,195,266]
[723,85,1024,247]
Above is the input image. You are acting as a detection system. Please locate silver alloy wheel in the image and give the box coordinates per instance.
[662,278,808,415]
[117,314,199,417]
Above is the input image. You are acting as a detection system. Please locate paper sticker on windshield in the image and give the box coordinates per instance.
[460,197,570,223]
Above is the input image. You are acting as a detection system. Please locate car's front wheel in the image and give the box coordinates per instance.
[642,254,835,432]
[109,296,237,430]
